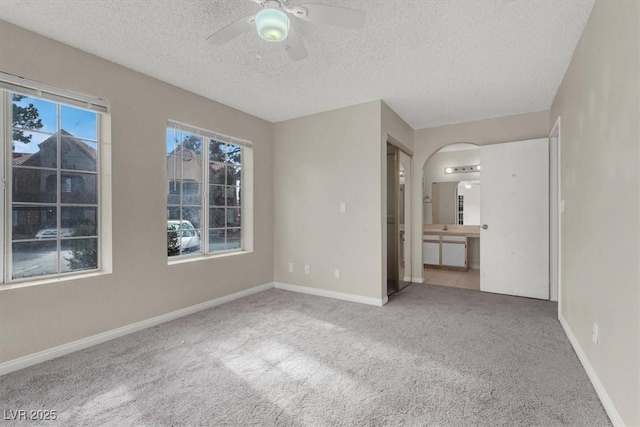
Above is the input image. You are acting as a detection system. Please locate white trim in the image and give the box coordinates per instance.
[558,313,621,426]
[549,116,561,303]
[0,282,274,376]
[403,276,412,282]
[0,270,111,291]
[167,249,253,266]
[411,277,424,284]
[0,93,5,284]
[274,282,387,307]
[469,262,480,270]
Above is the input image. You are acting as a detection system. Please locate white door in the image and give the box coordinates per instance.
[480,138,549,299]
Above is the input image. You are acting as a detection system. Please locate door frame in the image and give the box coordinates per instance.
[386,144,400,295]
[385,138,413,296]
[398,150,412,285]
[549,117,562,309]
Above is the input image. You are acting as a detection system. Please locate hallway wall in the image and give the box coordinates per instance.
[550,1,640,424]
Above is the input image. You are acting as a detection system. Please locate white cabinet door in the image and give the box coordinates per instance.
[480,138,549,300]
[422,241,440,265]
[442,243,466,267]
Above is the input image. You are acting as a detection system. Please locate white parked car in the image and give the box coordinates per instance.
[167,220,200,253]
[35,228,75,239]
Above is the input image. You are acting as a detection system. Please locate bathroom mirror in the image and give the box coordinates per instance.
[423,143,481,226]
[430,180,481,225]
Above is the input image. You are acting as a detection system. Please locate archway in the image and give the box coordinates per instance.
[418,142,481,288]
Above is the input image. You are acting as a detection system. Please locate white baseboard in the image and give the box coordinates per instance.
[274,282,387,307]
[411,277,424,284]
[0,282,275,376]
[558,313,622,426]
[470,263,480,270]
[403,276,412,282]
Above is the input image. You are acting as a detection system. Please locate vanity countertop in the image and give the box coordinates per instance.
[424,226,480,238]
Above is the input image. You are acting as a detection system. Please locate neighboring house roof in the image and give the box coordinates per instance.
[12,129,96,167]
[12,153,33,165]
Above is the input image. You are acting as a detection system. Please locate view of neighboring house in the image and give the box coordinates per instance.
[12,129,97,240]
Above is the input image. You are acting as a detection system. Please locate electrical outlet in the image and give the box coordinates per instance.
[334,268,340,279]
[592,323,599,344]
[304,264,310,275]
[288,262,294,273]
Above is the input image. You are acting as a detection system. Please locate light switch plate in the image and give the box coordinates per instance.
[340,202,347,213]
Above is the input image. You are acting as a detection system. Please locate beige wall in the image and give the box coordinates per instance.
[273,102,384,300]
[0,21,274,363]
[550,1,640,424]
[410,111,549,280]
[381,102,414,154]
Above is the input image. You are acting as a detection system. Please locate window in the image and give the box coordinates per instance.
[166,122,250,259]
[0,72,109,284]
[457,195,464,225]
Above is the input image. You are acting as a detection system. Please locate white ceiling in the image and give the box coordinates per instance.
[0,0,594,129]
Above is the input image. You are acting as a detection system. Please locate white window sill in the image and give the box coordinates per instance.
[168,249,252,266]
[0,270,112,291]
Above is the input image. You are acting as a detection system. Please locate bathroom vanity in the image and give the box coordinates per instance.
[423,226,480,270]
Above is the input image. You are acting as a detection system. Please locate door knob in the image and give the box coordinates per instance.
[482,224,488,230]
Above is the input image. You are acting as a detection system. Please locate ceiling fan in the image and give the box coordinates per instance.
[206,0,366,61]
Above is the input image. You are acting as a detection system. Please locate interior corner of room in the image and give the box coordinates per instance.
[0,0,638,425]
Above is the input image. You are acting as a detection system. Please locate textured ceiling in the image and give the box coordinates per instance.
[0,0,594,129]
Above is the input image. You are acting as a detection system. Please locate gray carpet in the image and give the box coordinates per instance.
[1,285,610,426]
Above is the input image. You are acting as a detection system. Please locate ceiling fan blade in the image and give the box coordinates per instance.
[285,26,308,61]
[296,4,365,29]
[206,15,256,46]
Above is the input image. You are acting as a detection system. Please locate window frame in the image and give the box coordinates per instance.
[0,72,110,287]
[166,121,252,262]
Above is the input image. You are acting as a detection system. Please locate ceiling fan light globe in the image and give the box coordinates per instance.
[256,8,289,42]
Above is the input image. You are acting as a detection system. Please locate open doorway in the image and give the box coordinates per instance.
[422,143,481,290]
[386,143,412,296]
[418,139,550,300]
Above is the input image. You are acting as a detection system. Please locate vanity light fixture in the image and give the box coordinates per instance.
[444,164,481,174]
